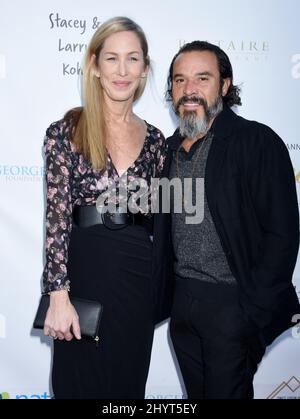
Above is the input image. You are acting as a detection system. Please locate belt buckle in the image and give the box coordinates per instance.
[101,211,132,230]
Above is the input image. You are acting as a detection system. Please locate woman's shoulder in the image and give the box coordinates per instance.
[145,121,165,143]
[44,119,72,154]
[44,107,82,151]
[45,118,67,138]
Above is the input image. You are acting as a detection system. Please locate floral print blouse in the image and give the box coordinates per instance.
[42,118,166,293]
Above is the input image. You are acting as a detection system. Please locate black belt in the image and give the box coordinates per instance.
[73,205,153,234]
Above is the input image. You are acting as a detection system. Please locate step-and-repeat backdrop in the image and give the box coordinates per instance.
[0,0,299,399]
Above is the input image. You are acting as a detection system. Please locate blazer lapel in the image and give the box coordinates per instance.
[161,146,173,178]
[205,134,228,212]
[205,107,236,212]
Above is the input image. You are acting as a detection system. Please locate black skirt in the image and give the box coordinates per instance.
[52,223,154,399]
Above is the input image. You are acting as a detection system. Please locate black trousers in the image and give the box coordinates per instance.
[170,280,266,399]
[52,224,154,399]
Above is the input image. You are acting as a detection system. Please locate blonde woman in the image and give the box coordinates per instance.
[42,16,170,399]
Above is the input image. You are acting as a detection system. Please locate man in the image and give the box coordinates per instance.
[163,41,300,399]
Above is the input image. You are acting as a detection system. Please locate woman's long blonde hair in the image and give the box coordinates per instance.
[66,16,150,170]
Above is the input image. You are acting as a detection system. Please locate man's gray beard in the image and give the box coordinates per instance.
[179,95,223,138]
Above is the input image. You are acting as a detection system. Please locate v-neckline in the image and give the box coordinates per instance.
[108,121,149,178]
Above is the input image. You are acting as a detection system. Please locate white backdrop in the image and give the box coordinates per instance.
[0,0,300,399]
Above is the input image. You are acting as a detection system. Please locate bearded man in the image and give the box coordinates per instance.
[163,41,300,399]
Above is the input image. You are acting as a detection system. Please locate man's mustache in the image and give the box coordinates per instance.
[175,96,207,112]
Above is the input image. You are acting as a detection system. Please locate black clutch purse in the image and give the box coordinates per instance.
[33,294,103,345]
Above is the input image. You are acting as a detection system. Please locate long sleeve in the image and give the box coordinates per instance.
[247,124,299,310]
[154,129,167,178]
[42,121,74,293]
[148,128,166,214]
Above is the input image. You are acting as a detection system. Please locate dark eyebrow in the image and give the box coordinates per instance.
[173,71,214,79]
[173,73,184,79]
[196,71,213,77]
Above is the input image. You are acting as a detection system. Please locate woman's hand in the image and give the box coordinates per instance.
[44,290,81,341]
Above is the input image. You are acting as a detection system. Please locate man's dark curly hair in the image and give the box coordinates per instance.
[166,41,242,108]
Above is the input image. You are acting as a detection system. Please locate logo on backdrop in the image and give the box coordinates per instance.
[0,391,51,399]
[267,376,300,399]
[294,169,300,184]
[291,313,300,339]
[0,314,6,339]
[291,54,300,79]
[15,392,51,399]
[0,165,44,182]
[48,12,102,76]
[145,394,185,399]
[179,39,269,62]
[286,143,300,151]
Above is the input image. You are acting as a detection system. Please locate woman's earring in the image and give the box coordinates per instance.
[141,73,147,79]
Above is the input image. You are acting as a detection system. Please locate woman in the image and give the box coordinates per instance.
[42,16,168,399]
